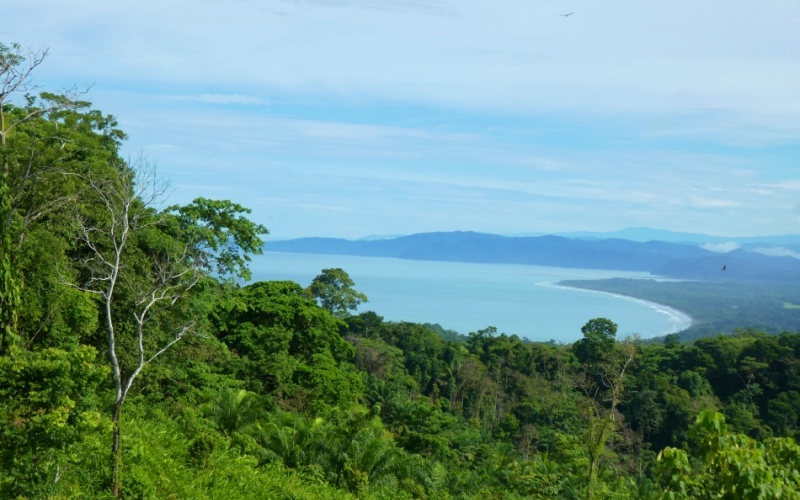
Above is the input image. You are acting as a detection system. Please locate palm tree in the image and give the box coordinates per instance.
[364,377,399,418]
[345,427,399,492]
[203,387,262,435]
[255,411,325,470]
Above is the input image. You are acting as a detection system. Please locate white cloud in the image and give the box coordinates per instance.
[686,196,740,209]
[761,180,800,192]
[701,242,740,253]
[6,0,800,238]
[9,0,800,125]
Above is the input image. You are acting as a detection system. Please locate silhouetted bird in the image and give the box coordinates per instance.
[721,265,727,271]
[561,12,574,17]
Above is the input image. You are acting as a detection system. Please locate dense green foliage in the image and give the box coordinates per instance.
[3,43,800,499]
[657,410,800,498]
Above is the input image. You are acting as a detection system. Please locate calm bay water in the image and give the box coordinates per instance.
[250,252,692,343]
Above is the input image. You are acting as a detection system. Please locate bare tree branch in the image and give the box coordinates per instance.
[68,157,198,407]
[1,44,89,149]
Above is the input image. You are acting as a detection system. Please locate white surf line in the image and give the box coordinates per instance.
[538,282,693,336]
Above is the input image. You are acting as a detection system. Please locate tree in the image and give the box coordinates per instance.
[214,280,361,413]
[345,310,384,339]
[203,387,264,436]
[0,43,91,353]
[166,197,268,282]
[572,319,638,499]
[0,345,107,498]
[657,411,800,499]
[663,333,681,348]
[69,159,267,497]
[307,268,368,318]
[573,317,617,366]
[583,337,638,499]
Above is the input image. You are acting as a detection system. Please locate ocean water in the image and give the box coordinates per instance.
[249,252,692,344]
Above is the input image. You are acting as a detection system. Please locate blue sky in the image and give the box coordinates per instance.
[5,0,800,240]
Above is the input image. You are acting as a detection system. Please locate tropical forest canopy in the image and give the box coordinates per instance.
[2,43,800,499]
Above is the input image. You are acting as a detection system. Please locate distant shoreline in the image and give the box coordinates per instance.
[550,281,693,337]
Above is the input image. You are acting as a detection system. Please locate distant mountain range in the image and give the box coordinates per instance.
[518,227,800,246]
[265,231,800,282]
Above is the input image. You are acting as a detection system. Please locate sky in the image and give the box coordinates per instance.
[5,0,800,240]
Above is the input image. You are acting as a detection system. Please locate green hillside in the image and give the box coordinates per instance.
[3,43,800,499]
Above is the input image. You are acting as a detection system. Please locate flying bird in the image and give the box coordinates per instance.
[721,265,727,271]
[560,12,574,17]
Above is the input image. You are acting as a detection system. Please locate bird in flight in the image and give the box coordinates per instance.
[721,265,727,271]
[561,12,573,17]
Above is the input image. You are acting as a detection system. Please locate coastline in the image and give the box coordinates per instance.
[253,252,695,341]
[545,281,693,337]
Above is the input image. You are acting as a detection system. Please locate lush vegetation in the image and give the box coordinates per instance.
[561,278,800,341]
[3,43,800,499]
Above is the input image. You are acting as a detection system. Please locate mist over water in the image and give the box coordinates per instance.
[252,252,691,343]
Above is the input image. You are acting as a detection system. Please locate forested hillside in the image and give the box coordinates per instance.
[2,44,800,499]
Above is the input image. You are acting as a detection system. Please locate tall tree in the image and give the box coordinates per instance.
[573,318,639,499]
[68,159,268,497]
[307,267,368,318]
[573,317,617,367]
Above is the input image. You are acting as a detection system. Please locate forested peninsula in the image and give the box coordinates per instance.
[266,231,800,338]
[3,44,800,499]
[560,278,800,342]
